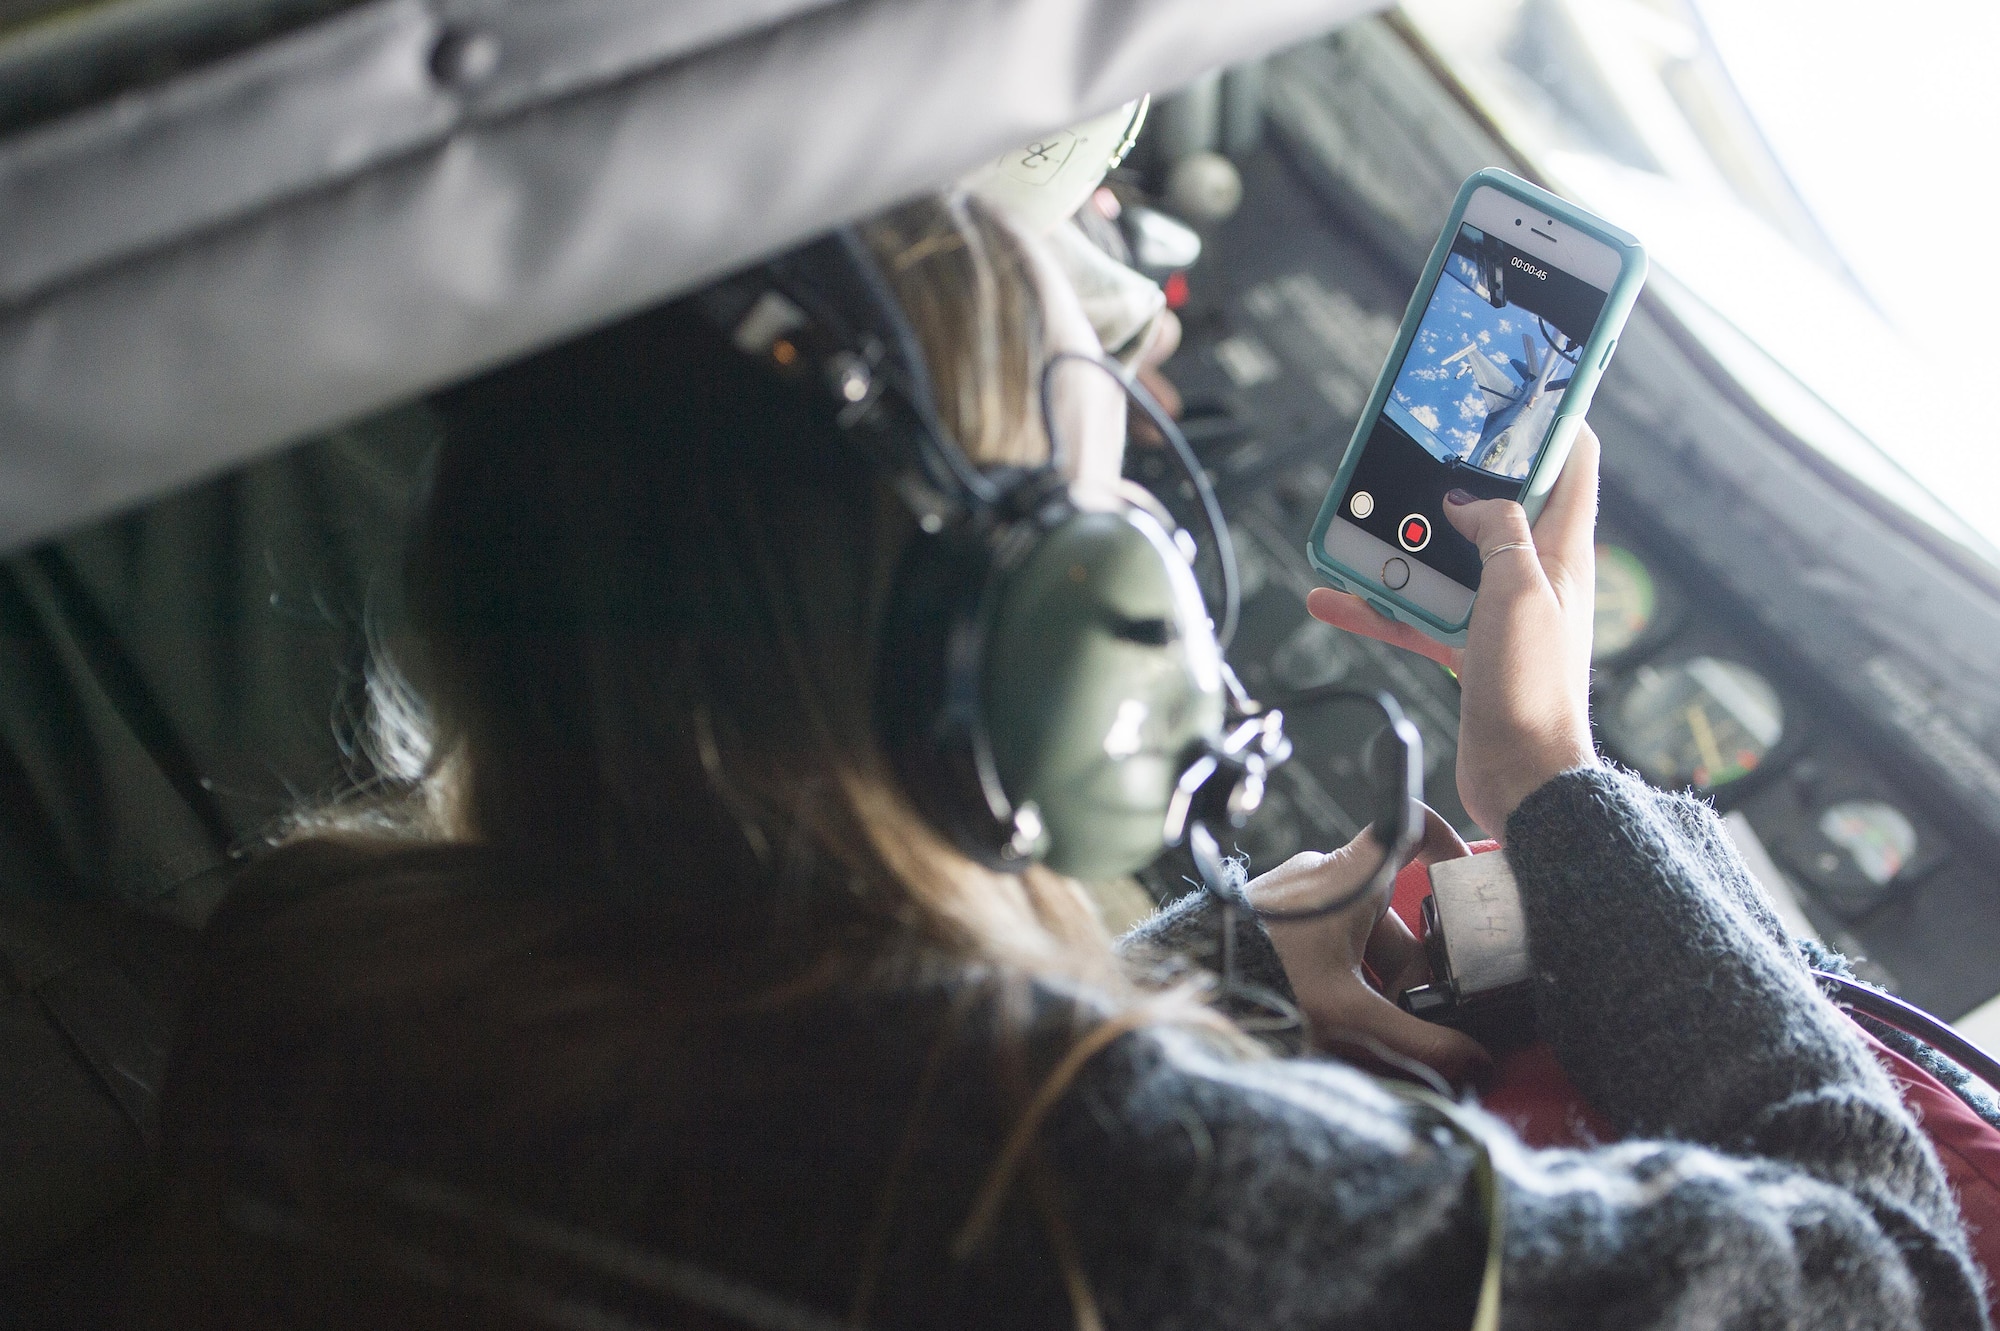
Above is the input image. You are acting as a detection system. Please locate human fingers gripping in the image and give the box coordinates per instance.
[1311,982,1491,1089]
[1529,423,1600,589]
[1250,829,1416,1006]
[1413,803,1472,866]
[1362,907,1429,997]
[1365,809,1466,1000]
[1303,587,1461,670]
[1440,487,1576,698]
[1247,836,1387,921]
[1249,832,1490,1087]
[1441,484,1597,832]
[1441,490,1543,594]
[1438,427,1600,601]
[1529,426,1600,670]
[1250,804,1460,927]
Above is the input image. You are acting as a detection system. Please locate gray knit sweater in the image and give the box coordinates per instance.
[151,766,1988,1329]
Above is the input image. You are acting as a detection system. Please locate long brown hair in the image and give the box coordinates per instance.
[273,196,1235,1331]
[361,196,1120,982]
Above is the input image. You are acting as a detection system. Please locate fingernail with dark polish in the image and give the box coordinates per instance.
[1444,488,1477,506]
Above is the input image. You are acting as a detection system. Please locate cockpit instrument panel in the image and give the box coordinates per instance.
[1742,748,1952,921]
[1600,656,1786,793]
[1592,543,1655,661]
[1592,541,1682,664]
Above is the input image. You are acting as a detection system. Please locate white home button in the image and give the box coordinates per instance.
[1381,557,1411,590]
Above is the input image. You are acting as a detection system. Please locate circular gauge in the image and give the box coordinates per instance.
[1593,543,1656,661]
[1603,656,1785,791]
[1817,800,1918,887]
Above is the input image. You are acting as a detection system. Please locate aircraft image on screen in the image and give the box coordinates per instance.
[1438,332,1568,478]
[1384,224,1587,483]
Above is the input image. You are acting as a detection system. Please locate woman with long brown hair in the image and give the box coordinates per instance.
[137,196,1985,1329]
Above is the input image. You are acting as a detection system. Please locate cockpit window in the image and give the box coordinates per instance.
[1395,0,2000,573]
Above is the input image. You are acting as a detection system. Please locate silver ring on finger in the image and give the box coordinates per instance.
[1480,540,1535,566]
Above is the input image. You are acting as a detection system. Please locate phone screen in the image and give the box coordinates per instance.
[1334,221,1609,587]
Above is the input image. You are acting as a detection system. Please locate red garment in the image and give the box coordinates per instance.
[1389,846,2000,1314]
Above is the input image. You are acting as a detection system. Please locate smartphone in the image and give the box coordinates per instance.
[1307,169,1646,645]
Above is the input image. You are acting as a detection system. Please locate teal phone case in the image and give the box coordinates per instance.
[1305,168,1647,647]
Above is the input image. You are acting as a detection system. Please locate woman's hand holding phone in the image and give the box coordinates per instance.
[1306,425,1603,838]
[1245,806,1492,1086]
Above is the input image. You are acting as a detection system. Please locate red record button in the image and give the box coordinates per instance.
[1397,513,1431,552]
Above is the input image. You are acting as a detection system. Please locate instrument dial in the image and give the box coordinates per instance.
[1592,543,1657,662]
[1817,800,1918,887]
[1603,656,1785,791]
[1767,782,1938,921]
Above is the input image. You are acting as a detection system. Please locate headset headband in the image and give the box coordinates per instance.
[704,229,1006,530]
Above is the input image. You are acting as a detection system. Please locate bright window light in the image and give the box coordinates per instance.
[1399,0,2000,567]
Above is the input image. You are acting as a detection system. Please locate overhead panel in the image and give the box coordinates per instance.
[0,0,1382,552]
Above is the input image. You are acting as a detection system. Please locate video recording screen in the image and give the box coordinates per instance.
[1336,222,1608,587]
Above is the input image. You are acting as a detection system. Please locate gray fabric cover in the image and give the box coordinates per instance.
[0,0,1381,553]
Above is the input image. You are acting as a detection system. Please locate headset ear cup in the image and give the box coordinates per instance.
[982,508,1226,881]
[876,500,1227,881]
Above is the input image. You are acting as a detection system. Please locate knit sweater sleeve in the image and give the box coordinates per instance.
[1117,872,1304,1049]
[1501,764,1981,1322]
[1506,768,1944,1141]
[1041,1018,1986,1329]
[1069,765,1987,1328]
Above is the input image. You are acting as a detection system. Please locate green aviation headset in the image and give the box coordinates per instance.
[701,224,1421,908]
